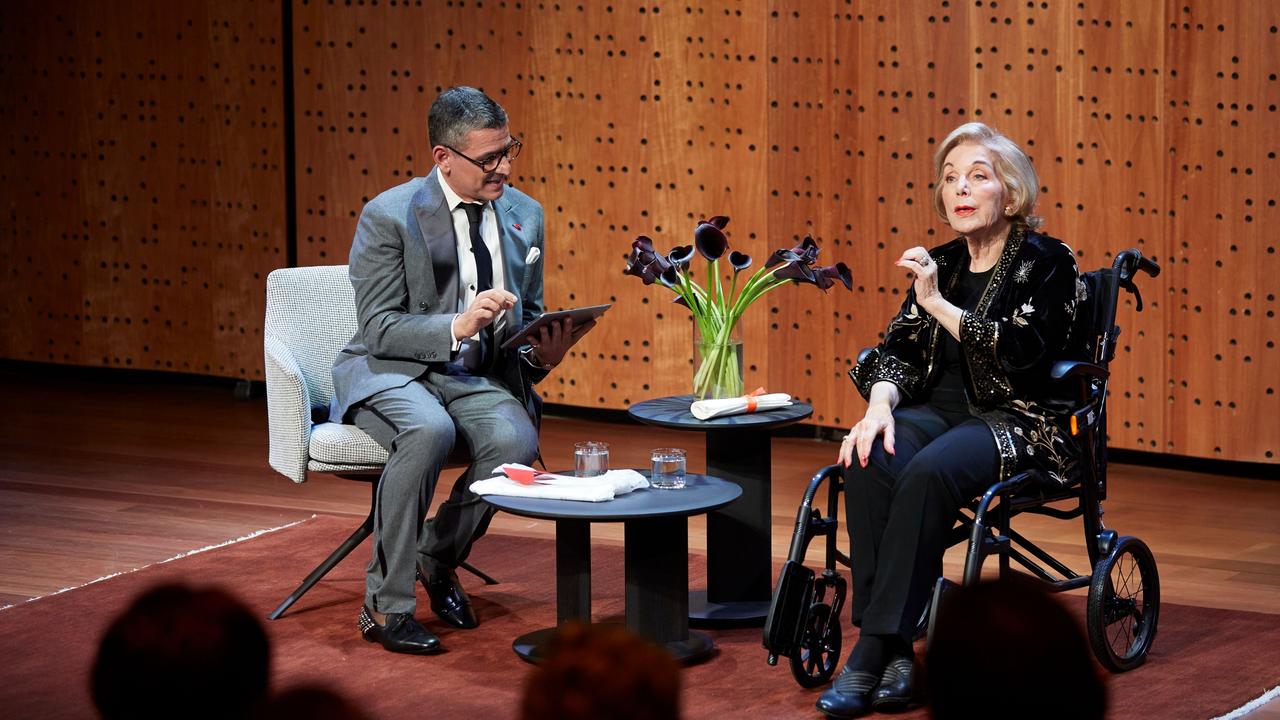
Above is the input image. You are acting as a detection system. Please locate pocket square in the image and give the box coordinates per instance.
[525,246,541,264]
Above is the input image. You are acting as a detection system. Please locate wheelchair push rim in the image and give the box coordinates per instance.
[1087,535,1160,672]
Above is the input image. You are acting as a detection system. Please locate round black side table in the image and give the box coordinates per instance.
[482,472,741,664]
[627,395,814,625]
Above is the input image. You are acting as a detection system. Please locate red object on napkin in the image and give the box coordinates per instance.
[745,387,767,412]
[501,466,540,485]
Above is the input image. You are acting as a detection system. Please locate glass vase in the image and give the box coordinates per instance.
[692,318,744,400]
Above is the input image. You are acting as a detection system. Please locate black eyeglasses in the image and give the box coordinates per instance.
[444,137,523,173]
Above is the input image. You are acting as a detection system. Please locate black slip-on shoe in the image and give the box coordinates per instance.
[358,605,442,655]
[870,654,916,711]
[417,565,478,630]
[816,665,879,719]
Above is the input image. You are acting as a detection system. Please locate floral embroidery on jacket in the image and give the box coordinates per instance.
[1014,259,1035,284]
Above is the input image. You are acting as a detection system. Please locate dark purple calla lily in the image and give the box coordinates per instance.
[673,294,701,312]
[705,215,730,230]
[729,251,753,272]
[694,221,729,261]
[775,260,818,285]
[659,264,680,287]
[813,262,854,291]
[765,235,821,268]
[668,245,695,266]
[624,235,674,285]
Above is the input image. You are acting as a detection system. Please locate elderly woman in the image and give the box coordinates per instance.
[817,122,1084,719]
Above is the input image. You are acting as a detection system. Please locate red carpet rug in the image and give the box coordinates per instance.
[1,515,1277,719]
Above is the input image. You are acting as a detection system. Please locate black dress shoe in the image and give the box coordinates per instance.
[871,654,915,711]
[418,565,478,629]
[816,665,879,719]
[358,605,441,655]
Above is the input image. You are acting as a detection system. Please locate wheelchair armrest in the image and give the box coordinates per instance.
[1050,359,1109,382]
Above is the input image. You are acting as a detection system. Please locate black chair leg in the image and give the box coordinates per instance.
[460,560,500,586]
[268,510,374,620]
[268,480,379,620]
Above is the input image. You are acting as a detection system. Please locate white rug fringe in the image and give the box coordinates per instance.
[1211,684,1280,720]
[0,515,316,611]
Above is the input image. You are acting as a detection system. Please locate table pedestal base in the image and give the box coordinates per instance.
[513,625,716,665]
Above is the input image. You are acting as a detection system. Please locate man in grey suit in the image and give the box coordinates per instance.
[330,87,587,654]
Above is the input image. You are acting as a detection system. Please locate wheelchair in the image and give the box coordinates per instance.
[763,249,1162,687]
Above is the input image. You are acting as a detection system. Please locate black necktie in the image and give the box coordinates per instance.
[461,203,495,370]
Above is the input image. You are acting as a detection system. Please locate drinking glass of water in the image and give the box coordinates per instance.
[649,448,687,489]
[574,441,610,477]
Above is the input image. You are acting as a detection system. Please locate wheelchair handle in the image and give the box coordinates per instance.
[1113,249,1160,281]
[1111,249,1160,312]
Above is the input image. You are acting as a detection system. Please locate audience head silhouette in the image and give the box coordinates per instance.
[92,583,270,720]
[520,622,682,720]
[926,576,1106,720]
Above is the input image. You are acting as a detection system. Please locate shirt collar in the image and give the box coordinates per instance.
[436,170,483,213]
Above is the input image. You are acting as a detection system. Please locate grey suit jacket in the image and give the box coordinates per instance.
[330,168,548,423]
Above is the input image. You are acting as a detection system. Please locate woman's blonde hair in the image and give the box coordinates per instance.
[932,122,1042,230]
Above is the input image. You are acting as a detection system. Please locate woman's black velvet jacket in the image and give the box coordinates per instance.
[850,223,1087,484]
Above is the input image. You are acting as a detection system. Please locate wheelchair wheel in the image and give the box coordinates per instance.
[1086,536,1160,672]
[789,602,842,688]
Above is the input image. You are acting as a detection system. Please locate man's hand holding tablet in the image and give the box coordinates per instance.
[502,304,611,370]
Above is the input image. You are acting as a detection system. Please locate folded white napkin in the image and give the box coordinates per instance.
[690,393,793,420]
[470,465,650,502]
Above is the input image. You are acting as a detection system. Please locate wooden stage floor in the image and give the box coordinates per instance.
[1,367,1277,715]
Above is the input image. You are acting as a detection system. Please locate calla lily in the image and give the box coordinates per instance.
[669,245,696,266]
[694,221,729,261]
[765,236,820,269]
[814,262,854,291]
[624,218,850,399]
[775,260,818,285]
[624,235,673,285]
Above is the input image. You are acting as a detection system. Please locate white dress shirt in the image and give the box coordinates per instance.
[437,172,508,359]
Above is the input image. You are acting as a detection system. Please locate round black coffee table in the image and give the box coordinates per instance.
[482,472,740,664]
[628,395,814,625]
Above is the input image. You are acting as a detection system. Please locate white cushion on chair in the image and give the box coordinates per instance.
[308,422,389,466]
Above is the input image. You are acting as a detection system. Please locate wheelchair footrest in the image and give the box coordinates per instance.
[762,560,815,657]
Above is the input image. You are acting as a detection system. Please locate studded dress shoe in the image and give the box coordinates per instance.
[358,605,441,655]
[816,665,880,719]
[871,654,915,711]
[418,566,478,629]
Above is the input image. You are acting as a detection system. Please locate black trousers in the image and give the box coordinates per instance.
[841,404,999,642]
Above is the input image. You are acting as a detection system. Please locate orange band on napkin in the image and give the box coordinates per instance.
[745,387,767,412]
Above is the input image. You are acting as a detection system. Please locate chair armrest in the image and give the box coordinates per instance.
[265,334,312,483]
[857,346,875,365]
[1050,359,1109,382]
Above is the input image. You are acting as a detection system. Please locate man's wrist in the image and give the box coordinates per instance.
[521,345,554,370]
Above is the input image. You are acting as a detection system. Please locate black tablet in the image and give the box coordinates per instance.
[499,303,611,351]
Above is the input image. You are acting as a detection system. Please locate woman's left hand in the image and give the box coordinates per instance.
[895,246,941,310]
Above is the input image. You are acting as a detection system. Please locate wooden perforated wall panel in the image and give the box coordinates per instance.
[294,2,1278,463]
[0,1,285,380]
[6,2,1270,462]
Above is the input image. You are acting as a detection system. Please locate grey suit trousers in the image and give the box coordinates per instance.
[350,370,539,614]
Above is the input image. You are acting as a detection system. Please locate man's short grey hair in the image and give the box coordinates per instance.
[428,86,508,150]
[932,122,1043,230]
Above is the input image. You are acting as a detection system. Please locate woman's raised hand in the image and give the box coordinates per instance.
[896,246,940,309]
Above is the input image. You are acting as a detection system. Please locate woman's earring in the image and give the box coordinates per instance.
[1004,205,1014,216]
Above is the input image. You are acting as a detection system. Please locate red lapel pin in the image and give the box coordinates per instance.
[513,223,522,231]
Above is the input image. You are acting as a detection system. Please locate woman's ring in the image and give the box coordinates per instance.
[920,256,931,267]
